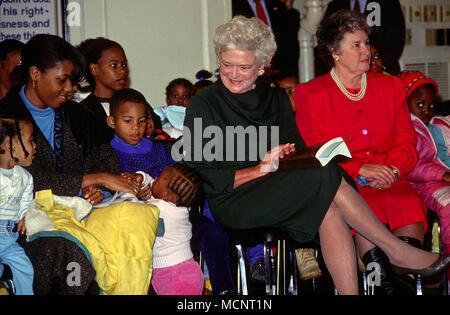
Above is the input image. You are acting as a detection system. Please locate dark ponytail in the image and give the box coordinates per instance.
[77,37,125,92]
[192,70,214,96]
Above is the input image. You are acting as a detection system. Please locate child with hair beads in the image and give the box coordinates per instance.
[398,70,450,281]
[0,113,36,295]
[126,163,205,295]
[154,78,193,139]
[107,88,235,295]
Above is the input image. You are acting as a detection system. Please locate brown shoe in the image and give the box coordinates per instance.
[295,248,322,280]
[392,254,450,277]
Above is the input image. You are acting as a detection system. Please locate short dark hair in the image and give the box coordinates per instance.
[0,39,24,60]
[110,88,150,118]
[165,78,193,97]
[317,10,371,69]
[165,163,203,208]
[77,37,125,91]
[16,34,85,85]
[268,71,298,83]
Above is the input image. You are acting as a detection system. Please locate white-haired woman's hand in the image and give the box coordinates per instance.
[259,143,296,173]
[233,143,296,189]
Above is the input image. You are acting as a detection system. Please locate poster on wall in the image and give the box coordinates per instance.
[0,0,65,43]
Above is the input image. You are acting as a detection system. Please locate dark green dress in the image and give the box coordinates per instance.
[184,78,346,243]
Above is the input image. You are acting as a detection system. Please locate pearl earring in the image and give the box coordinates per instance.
[258,69,265,76]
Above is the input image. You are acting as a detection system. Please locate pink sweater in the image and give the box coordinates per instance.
[406,114,450,211]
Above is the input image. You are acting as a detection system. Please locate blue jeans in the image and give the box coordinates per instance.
[0,220,34,295]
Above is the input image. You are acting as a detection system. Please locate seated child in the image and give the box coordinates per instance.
[107,89,174,180]
[154,78,193,139]
[0,39,24,99]
[368,36,387,74]
[0,113,35,295]
[192,70,214,96]
[269,72,299,113]
[107,88,235,294]
[398,70,450,279]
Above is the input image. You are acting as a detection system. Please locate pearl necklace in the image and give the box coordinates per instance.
[330,67,367,101]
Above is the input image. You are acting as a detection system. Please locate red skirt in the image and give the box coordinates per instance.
[352,179,427,235]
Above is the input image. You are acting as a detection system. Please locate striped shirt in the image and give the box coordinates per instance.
[0,165,34,221]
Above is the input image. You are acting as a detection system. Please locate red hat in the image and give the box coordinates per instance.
[398,70,439,98]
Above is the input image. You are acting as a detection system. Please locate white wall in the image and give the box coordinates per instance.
[66,0,450,102]
[399,0,450,100]
[68,0,231,107]
[294,0,450,99]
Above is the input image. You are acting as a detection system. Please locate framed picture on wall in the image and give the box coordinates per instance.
[424,5,437,23]
[0,0,69,43]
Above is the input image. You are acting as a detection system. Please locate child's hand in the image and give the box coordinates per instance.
[82,184,104,205]
[17,218,26,235]
[136,184,152,201]
[122,173,151,200]
[443,172,450,182]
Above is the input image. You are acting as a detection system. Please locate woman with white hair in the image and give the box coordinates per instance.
[183,16,450,295]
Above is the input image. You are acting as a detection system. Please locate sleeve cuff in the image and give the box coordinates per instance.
[136,171,153,188]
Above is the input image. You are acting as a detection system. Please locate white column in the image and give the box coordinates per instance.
[298,0,327,83]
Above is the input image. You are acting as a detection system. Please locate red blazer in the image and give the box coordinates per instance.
[294,72,418,179]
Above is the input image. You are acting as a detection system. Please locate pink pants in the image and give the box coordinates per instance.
[151,258,204,295]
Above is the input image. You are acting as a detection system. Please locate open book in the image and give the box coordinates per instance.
[278,137,352,170]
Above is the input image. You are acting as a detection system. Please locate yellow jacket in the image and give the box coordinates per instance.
[33,190,159,295]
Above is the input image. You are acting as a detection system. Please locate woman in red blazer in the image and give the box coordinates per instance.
[295,10,427,295]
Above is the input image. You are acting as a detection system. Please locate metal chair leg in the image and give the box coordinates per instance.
[263,242,272,295]
[416,275,423,295]
[276,240,281,295]
[288,249,298,295]
[437,224,450,295]
[235,245,248,295]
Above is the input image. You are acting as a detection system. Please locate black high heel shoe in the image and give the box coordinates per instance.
[392,254,450,277]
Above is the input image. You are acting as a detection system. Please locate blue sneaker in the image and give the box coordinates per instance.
[250,258,266,282]
[0,264,15,295]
